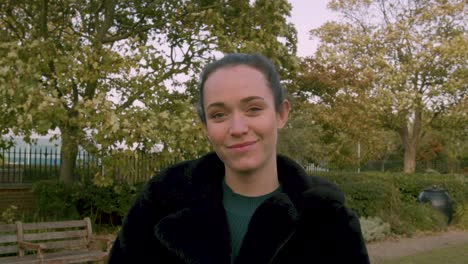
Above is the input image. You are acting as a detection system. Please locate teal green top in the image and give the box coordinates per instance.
[222,180,282,263]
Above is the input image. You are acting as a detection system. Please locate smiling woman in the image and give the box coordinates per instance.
[202,65,289,195]
[108,53,370,264]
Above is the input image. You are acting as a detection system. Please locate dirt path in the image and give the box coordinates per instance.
[367,229,468,262]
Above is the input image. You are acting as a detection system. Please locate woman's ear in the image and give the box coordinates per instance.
[276,99,290,129]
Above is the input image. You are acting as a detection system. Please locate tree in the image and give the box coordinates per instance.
[289,57,400,170]
[426,96,468,173]
[278,101,332,166]
[305,0,467,173]
[0,0,297,184]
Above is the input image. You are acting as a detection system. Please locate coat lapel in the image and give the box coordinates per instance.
[154,154,231,264]
[235,193,299,264]
[154,199,231,264]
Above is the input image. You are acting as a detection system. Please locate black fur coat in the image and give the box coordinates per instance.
[108,153,369,264]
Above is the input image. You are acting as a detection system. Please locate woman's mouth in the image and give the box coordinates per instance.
[227,141,257,151]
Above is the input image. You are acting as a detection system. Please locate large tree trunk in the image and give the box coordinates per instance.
[399,109,422,173]
[403,142,417,173]
[59,130,79,185]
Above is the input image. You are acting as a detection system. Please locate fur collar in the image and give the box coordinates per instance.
[151,152,345,264]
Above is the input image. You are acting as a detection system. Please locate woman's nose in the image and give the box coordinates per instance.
[229,113,248,137]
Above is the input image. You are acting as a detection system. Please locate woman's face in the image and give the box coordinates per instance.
[203,65,289,175]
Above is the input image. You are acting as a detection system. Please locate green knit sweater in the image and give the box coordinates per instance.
[222,180,282,263]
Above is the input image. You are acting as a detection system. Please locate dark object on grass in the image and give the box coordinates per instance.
[418,185,454,224]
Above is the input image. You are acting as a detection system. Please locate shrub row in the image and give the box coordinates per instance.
[27,172,467,238]
[323,172,468,237]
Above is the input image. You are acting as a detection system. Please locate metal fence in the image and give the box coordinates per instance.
[1,147,329,184]
[363,159,468,174]
[0,146,346,183]
[0,147,180,184]
[0,147,97,184]
[1,147,466,185]
[100,152,178,184]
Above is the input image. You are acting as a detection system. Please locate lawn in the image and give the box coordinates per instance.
[376,242,468,264]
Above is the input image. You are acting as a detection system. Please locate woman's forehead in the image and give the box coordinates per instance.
[203,65,273,105]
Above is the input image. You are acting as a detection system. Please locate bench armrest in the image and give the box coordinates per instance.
[89,235,114,252]
[18,241,45,259]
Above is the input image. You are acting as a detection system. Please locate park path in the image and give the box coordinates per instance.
[367,229,468,262]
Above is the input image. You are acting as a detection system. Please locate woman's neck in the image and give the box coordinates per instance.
[224,160,279,197]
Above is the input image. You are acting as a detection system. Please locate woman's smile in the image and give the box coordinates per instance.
[227,140,258,153]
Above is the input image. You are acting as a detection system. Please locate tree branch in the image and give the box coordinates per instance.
[72,80,79,105]
[2,18,24,39]
[96,0,116,43]
[101,25,154,44]
[40,0,49,39]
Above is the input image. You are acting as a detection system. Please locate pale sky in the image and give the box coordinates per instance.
[288,0,338,57]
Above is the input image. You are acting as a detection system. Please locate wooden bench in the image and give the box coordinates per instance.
[0,217,113,263]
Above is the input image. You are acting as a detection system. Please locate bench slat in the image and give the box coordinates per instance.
[0,254,38,264]
[42,249,107,262]
[22,220,86,231]
[0,235,17,244]
[0,224,16,233]
[0,245,18,254]
[24,230,87,242]
[41,239,87,250]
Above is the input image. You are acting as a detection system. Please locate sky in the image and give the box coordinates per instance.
[288,0,338,57]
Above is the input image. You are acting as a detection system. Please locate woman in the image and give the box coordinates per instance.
[108,53,370,263]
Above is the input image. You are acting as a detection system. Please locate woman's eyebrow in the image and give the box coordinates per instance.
[206,96,265,110]
[206,102,226,110]
[240,96,265,104]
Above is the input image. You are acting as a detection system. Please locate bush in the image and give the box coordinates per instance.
[31,180,145,224]
[32,180,79,221]
[393,173,467,206]
[453,202,468,230]
[1,205,19,224]
[394,202,448,235]
[71,180,144,225]
[359,216,391,242]
[324,173,401,218]
[320,171,467,237]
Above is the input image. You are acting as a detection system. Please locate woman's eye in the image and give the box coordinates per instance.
[247,107,262,113]
[210,112,226,120]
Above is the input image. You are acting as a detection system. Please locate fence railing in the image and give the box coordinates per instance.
[0,147,339,183]
[0,147,97,184]
[2,147,327,184]
[363,159,468,174]
[0,147,181,184]
[1,147,465,185]
[101,152,178,184]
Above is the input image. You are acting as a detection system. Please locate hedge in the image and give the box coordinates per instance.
[322,172,467,235]
[28,172,467,236]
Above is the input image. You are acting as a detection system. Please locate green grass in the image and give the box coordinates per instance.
[377,242,468,264]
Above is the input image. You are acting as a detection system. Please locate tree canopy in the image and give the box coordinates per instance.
[297,0,467,172]
[0,0,297,183]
